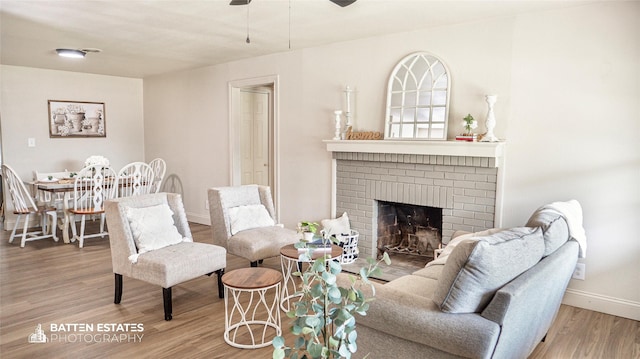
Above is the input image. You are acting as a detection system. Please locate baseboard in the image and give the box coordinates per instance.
[563,288,640,321]
[186,212,210,226]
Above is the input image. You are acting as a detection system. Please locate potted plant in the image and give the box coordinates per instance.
[298,221,320,242]
[273,242,391,359]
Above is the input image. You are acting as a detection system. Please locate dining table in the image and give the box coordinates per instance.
[33,175,145,244]
[34,179,76,243]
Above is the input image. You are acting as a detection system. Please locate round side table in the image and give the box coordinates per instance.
[279,243,343,312]
[222,267,283,349]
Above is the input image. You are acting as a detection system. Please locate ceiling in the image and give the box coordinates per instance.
[0,0,591,79]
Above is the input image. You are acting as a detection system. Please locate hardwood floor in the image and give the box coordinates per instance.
[1,222,638,358]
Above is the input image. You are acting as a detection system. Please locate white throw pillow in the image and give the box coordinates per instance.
[228,204,275,235]
[126,203,184,255]
[321,212,351,237]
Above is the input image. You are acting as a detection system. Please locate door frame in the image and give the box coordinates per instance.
[228,75,280,216]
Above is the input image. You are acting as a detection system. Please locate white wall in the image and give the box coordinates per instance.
[143,2,639,320]
[0,65,144,223]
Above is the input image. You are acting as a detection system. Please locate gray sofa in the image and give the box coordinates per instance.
[341,205,581,359]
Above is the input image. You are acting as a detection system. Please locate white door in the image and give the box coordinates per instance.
[240,88,271,186]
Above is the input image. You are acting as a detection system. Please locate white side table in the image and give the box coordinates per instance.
[222,268,282,349]
[279,243,343,313]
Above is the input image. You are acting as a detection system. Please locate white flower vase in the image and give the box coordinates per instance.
[480,95,499,142]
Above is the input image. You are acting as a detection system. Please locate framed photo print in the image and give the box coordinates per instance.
[48,100,106,138]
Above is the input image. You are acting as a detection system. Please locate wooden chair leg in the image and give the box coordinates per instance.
[163,287,172,321]
[216,269,225,299]
[114,274,123,304]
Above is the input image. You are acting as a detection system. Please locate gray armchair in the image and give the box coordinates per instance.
[208,185,299,267]
[105,193,226,321]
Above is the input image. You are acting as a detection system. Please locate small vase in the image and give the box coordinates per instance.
[303,232,315,242]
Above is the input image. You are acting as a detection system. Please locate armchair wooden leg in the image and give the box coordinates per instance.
[163,287,172,321]
[114,274,123,304]
[216,269,225,299]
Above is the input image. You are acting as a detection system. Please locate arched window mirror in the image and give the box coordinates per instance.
[385,52,450,140]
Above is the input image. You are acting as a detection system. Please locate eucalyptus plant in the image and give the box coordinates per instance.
[273,244,391,359]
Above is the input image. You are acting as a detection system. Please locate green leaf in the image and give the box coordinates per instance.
[305,316,320,328]
[328,286,342,301]
[348,330,357,343]
[322,271,336,285]
[382,251,391,265]
[273,347,285,359]
[273,335,285,348]
[338,343,351,357]
[308,342,323,358]
[328,260,342,274]
[359,267,367,279]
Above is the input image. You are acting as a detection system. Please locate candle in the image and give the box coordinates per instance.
[345,86,351,113]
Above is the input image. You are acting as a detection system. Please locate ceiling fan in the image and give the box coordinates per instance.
[230,0,357,7]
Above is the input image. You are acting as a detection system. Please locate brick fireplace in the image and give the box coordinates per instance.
[325,140,506,259]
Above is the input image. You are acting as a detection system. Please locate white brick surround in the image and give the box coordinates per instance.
[326,140,506,258]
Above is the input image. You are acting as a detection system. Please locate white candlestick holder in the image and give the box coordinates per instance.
[333,110,343,140]
[480,95,499,142]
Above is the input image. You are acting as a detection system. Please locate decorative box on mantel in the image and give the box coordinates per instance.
[323,140,507,259]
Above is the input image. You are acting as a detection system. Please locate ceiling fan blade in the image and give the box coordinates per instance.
[230,0,251,5]
[329,0,357,7]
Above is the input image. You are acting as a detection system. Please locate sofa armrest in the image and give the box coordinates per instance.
[336,274,500,359]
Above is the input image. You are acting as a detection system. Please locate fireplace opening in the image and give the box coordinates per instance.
[377,201,442,264]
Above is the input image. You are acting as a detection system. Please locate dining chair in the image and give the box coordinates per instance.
[208,185,299,267]
[68,164,118,248]
[118,162,155,197]
[104,192,226,321]
[2,164,58,247]
[148,158,166,193]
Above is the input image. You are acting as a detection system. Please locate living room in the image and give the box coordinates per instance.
[1,1,638,358]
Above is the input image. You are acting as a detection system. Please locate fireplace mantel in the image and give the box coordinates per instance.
[324,140,505,161]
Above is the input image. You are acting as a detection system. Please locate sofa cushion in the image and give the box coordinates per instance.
[386,275,439,299]
[433,227,545,314]
[412,265,444,280]
[321,212,351,237]
[526,208,570,256]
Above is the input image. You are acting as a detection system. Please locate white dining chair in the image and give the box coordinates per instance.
[118,162,155,197]
[2,164,58,247]
[148,158,166,193]
[68,165,118,248]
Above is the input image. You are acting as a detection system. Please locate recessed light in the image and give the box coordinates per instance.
[56,49,86,58]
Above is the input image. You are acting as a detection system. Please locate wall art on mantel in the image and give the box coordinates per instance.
[48,100,106,138]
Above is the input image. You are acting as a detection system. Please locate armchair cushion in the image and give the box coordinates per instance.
[433,227,545,314]
[229,226,300,263]
[126,202,184,255]
[228,204,275,235]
